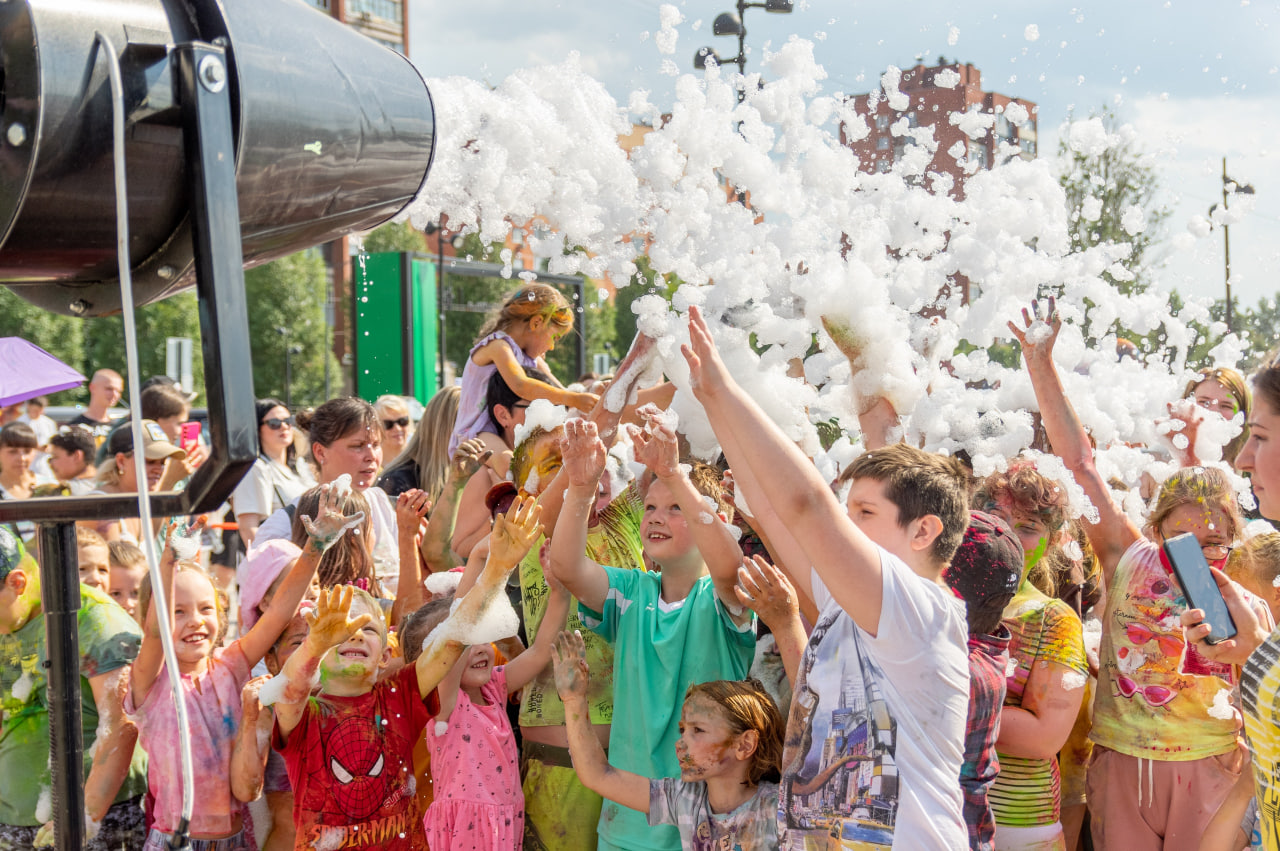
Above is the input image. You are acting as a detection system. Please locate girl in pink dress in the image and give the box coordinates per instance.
[422,577,570,850]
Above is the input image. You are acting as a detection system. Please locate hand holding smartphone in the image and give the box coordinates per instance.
[1163,532,1237,645]
[180,421,202,454]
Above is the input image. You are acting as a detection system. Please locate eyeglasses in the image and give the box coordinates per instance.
[1195,397,1239,416]
[262,416,294,430]
[1115,674,1176,708]
[1202,544,1233,562]
[382,417,410,430]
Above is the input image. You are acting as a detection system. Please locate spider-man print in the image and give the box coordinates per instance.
[325,716,391,820]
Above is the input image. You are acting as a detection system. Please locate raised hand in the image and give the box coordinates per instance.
[821,315,865,367]
[734,555,799,629]
[628,418,680,480]
[489,495,545,566]
[303,585,372,654]
[449,438,494,482]
[566,390,602,412]
[300,483,365,554]
[559,418,608,489]
[396,488,431,536]
[552,629,590,701]
[680,305,734,401]
[1006,296,1061,366]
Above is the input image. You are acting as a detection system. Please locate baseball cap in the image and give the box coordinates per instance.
[106,419,187,461]
[944,510,1025,634]
[239,539,303,633]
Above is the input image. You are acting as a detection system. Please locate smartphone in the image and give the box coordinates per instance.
[180,421,202,453]
[1163,532,1237,645]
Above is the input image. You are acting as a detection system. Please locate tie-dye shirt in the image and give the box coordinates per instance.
[1241,625,1280,851]
[1092,538,1241,761]
[990,581,1087,827]
[0,585,147,826]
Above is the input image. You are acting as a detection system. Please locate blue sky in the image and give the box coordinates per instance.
[410,0,1280,311]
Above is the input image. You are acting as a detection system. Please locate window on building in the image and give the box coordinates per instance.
[971,142,990,169]
[348,0,402,23]
[875,115,890,130]
[877,136,890,150]
[876,159,891,173]
[1020,137,1037,156]
[304,0,331,9]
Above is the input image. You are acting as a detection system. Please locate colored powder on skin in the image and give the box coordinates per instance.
[1024,535,1049,577]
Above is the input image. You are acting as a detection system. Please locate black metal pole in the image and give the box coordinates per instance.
[37,521,84,851]
[1223,156,1233,333]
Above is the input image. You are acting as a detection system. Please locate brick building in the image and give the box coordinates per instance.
[843,59,1038,197]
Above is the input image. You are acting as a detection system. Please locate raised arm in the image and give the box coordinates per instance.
[274,585,373,740]
[240,483,358,668]
[547,419,610,612]
[414,496,545,699]
[553,630,650,813]
[486,341,599,411]
[130,524,185,707]
[423,440,492,573]
[629,417,745,618]
[681,306,886,635]
[503,571,572,692]
[391,488,432,624]
[82,667,138,824]
[1008,298,1141,582]
[822,315,902,451]
[735,555,808,687]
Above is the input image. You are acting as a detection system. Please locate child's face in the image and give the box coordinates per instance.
[108,563,146,617]
[77,544,111,593]
[845,478,914,561]
[641,478,694,565]
[172,570,221,669]
[319,597,389,687]
[0,445,33,477]
[525,316,567,359]
[458,643,496,691]
[265,612,310,676]
[675,694,741,781]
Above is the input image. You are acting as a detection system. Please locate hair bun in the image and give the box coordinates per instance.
[293,407,315,431]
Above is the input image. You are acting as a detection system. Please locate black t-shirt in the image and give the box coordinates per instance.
[68,412,116,442]
[376,462,420,499]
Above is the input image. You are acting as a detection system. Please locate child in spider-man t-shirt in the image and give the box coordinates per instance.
[272,497,545,851]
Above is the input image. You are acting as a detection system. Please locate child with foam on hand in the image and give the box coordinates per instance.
[449,282,600,458]
[271,496,547,851]
[552,629,785,850]
[549,410,756,851]
[422,498,571,850]
[126,484,359,851]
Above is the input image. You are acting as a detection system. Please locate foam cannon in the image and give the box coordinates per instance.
[0,1,434,846]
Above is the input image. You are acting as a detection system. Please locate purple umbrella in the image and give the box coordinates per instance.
[0,337,86,406]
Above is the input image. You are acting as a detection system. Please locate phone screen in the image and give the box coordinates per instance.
[1162,532,1237,645]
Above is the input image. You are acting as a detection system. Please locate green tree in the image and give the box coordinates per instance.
[0,289,86,404]
[1058,107,1170,295]
[613,254,679,358]
[82,291,206,405]
[243,250,339,407]
[362,220,426,254]
[1227,294,1280,370]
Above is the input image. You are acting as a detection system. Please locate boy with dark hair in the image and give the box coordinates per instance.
[944,511,1024,851]
[550,412,755,851]
[682,306,971,849]
[46,427,98,495]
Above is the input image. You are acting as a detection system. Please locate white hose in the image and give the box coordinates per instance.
[95,31,197,841]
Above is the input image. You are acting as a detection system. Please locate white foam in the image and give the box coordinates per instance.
[11,670,33,703]
[331,473,353,499]
[424,571,463,596]
[513,399,569,449]
[1207,688,1235,720]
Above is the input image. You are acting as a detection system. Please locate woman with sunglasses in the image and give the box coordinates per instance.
[374,395,414,469]
[1011,300,1263,850]
[230,398,314,548]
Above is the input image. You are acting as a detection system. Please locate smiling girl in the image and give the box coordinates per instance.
[126,487,358,850]
[553,629,785,850]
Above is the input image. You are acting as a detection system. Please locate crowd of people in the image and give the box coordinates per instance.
[2,282,1280,851]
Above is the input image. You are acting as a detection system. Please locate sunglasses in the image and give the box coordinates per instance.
[383,417,410,430]
[1115,674,1176,708]
[1125,623,1184,658]
[263,416,294,430]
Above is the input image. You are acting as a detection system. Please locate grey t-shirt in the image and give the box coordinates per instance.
[648,777,779,850]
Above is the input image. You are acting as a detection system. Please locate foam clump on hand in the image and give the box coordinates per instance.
[257,667,318,708]
[331,473,353,499]
[422,587,520,653]
[424,571,464,597]
[169,521,202,562]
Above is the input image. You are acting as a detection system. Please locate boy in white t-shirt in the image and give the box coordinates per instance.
[682,306,971,850]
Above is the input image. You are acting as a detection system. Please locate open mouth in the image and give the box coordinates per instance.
[182,633,208,645]
[339,648,370,661]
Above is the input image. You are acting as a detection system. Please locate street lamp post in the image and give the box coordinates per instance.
[693,0,794,92]
[1210,156,1255,333]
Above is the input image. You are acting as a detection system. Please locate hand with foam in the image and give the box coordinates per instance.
[560,419,608,491]
[628,415,680,480]
[300,482,365,555]
[1007,296,1061,368]
[552,630,590,703]
[489,495,544,569]
[302,585,372,656]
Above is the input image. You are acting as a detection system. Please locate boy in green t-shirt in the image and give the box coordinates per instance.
[549,414,756,851]
[0,527,147,849]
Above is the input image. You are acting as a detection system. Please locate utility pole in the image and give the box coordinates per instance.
[1222,156,1233,333]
